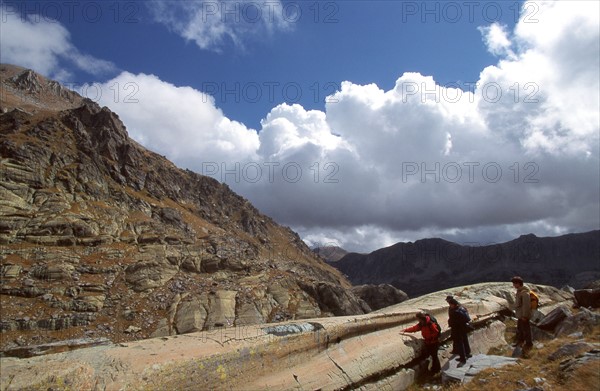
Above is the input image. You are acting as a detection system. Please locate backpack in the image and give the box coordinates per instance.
[456,306,471,324]
[425,313,442,335]
[530,290,539,310]
[457,306,475,331]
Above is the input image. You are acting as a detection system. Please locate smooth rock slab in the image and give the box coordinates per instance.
[442,354,518,384]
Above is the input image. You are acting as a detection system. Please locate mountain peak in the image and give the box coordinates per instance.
[0,65,369,352]
[0,64,82,114]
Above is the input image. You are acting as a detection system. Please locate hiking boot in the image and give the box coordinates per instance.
[457,360,467,368]
[455,357,466,362]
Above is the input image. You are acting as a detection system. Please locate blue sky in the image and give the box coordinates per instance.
[4,1,519,128]
[2,1,599,252]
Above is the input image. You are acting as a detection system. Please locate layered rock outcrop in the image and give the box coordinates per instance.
[352,283,409,311]
[0,65,368,351]
[0,282,575,390]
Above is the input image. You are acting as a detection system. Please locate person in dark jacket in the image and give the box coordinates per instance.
[401,311,441,373]
[446,295,458,354]
[447,298,472,366]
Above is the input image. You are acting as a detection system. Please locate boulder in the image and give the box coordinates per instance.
[205,290,237,328]
[150,319,172,338]
[175,298,208,334]
[555,308,600,337]
[585,280,600,289]
[548,341,599,361]
[268,283,291,309]
[294,294,321,319]
[537,306,572,331]
[235,301,265,326]
[124,326,142,334]
[574,289,600,308]
[559,349,600,374]
[530,325,555,341]
[300,281,370,316]
[351,284,408,311]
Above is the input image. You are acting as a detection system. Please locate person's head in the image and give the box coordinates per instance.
[445,295,454,303]
[416,311,427,323]
[511,276,524,288]
[447,298,459,308]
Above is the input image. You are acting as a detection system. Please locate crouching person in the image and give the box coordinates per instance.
[401,311,441,374]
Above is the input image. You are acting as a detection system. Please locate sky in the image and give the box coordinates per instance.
[1,0,599,252]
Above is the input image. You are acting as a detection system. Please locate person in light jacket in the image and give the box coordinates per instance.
[511,276,533,349]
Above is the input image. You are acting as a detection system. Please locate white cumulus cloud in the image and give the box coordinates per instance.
[479,23,514,57]
[147,0,293,52]
[94,72,260,165]
[0,5,116,80]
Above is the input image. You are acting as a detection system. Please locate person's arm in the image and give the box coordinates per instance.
[514,291,522,316]
[403,323,421,333]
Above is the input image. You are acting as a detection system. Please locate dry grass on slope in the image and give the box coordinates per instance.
[411,316,600,391]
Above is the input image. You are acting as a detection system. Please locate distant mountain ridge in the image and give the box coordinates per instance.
[330,231,600,296]
[313,246,349,263]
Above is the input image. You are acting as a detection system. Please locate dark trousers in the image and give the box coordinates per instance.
[517,318,533,346]
[451,329,471,361]
[425,342,441,372]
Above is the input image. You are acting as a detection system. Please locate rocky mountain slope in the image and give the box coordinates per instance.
[331,231,600,297]
[0,64,369,352]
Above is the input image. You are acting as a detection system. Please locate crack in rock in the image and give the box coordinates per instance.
[325,349,353,386]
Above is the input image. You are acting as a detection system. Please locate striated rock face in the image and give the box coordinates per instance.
[352,284,409,311]
[332,232,600,297]
[0,282,574,390]
[0,64,368,351]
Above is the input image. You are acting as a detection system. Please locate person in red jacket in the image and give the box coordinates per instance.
[401,311,441,374]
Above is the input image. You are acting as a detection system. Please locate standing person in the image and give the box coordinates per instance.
[511,276,533,350]
[447,298,472,367]
[446,295,457,354]
[401,311,441,374]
